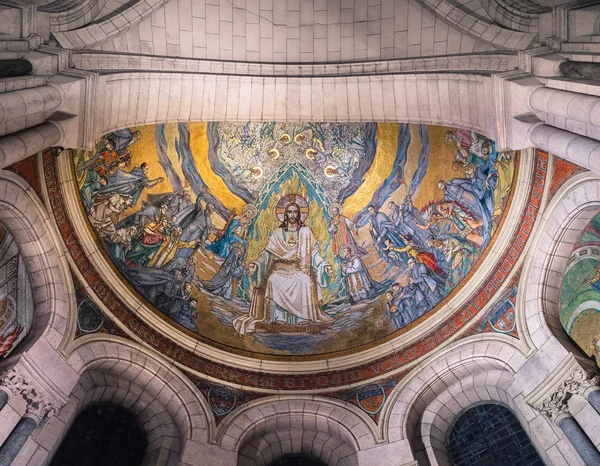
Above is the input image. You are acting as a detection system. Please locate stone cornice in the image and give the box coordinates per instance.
[71,51,518,77]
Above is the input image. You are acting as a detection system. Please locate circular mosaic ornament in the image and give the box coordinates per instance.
[77,299,104,334]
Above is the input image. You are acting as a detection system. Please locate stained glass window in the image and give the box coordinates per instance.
[447,403,544,466]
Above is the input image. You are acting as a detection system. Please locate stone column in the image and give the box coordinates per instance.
[556,414,600,466]
[528,87,600,127]
[562,368,600,417]
[588,390,600,416]
[527,123,600,173]
[0,122,62,169]
[0,416,38,465]
[0,85,63,123]
[537,370,600,465]
[0,390,8,411]
[0,385,55,465]
[0,60,33,79]
[0,370,27,411]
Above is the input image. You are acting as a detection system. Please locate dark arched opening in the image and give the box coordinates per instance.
[50,403,146,466]
[447,403,544,466]
[268,453,328,466]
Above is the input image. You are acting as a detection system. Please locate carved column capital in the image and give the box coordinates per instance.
[538,386,571,422]
[535,368,600,422]
[563,368,600,397]
[23,389,56,423]
[0,368,56,421]
[0,369,30,397]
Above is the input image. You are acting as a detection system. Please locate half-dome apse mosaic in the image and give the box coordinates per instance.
[73,122,516,357]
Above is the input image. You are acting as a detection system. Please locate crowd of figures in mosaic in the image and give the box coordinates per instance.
[0,224,33,358]
[561,212,600,358]
[74,122,515,356]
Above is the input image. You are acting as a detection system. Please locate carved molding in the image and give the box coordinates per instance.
[0,369,29,397]
[0,369,56,422]
[537,386,570,422]
[534,368,600,422]
[563,368,600,397]
[23,388,56,422]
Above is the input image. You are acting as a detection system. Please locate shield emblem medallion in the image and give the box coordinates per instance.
[356,384,386,415]
[207,387,237,417]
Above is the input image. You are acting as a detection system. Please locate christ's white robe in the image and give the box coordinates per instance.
[232,226,332,335]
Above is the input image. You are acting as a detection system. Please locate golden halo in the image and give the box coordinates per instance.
[279,134,291,144]
[242,204,258,220]
[250,166,263,179]
[267,148,280,159]
[294,133,306,144]
[327,203,343,217]
[324,165,338,178]
[305,148,317,160]
[275,194,309,222]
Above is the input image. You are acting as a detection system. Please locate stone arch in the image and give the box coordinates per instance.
[51,0,170,49]
[217,396,379,466]
[46,336,215,465]
[50,402,147,465]
[0,169,75,358]
[68,372,183,465]
[382,336,583,466]
[417,0,537,49]
[520,171,600,355]
[420,371,547,466]
[93,72,497,145]
[382,336,528,444]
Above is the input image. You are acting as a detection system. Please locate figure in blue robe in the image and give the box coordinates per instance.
[81,169,105,212]
[466,163,497,232]
[438,178,492,244]
[163,255,197,284]
[106,129,141,156]
[408,259,441,311]
[199,243,246,299]
[174,298,198,332]
[175,201,214,258]
[98,163,163,206]
[208,217,249,259]
[366,205,407,261]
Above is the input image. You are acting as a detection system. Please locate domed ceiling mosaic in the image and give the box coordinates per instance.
[70,122,517,359]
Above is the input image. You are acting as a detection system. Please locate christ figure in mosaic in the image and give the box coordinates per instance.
[233,195,334,335]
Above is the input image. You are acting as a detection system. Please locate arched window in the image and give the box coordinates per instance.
[0,222,33,359]
[447,403,544,466]
[268,454,328,466]
[50,403,146,466]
